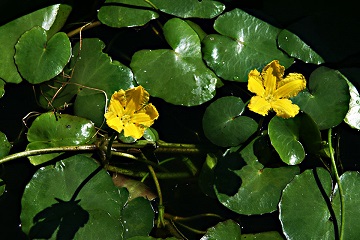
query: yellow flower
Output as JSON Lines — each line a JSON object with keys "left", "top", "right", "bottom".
{"left": 247, "top": 60, "right": 306, "bottom": 118}
{"left": 104, "top": 86, "right": 159, "bottom": 139}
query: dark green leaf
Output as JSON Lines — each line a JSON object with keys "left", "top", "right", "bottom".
{"left": 151, "top": 0, "right": 225, "bottom": 18}
{"left": 121, "top": 197, "right": 155, "bottom": 238}
{"left": 131, "top": 18, "right": 218, "bottom": 106}
{"left": 0, "top": 5, "right": 64, "bottom": 84}
{"left": 344, "top": 79, "right": 360, "bottom": 130}
{"left": 241, "top": 231, "right": 284, "bottom": 240}
{"left": 333, "top": 172, "right": 360, "bottom": 239}
{"left": 292, "top": 67, "right": 350, "bottom": 130}
{"left": 98, "top": 0, "right": 159, "bottom": 28}
{"left": 0, "top": 80, "right": 4, "bottom": 98}
{"left": 21, "top": 155, "right": 127, "bottom": 239}
{"left": 268, "top": 113, "right": 321, "bottom": 165}
{"left": 26, "top": 112, "right": 96, "bottom": 165}
{"left": 200, "top": 220, "right": 241, "bottom": 240}
{"left": 0, "top": 179, "right": 5, "bottom": 196}
{"left": 74, "top": 93, "right": 107, "bottom": 128}
{"left": 0, "top": 131, "right": 11, "bottom": 158}
{"left": 279, "top": 168, "right": 334, "bottom": 239}
{"left": 14, "top": 26, "right": 71, "bottom": 84}
{"left": 143, "top": 127, "right": 159, "bottom": 142}
{"left": 202, "top": 96, "right": 257, "bottom": 147}
{"left": 202, "top": 8, "right": 293, "bottom": 82}
{"left": 46, "top": 4, "right": 72, "bottom": 38}
{"left": 278, "top": 29, "right": 324, "bottom": 64}
{"left": 198, "top": 153, "right": 217, "bottom": 198}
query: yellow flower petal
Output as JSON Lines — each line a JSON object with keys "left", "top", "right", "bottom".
{"left": 248, "top": 95, "right": 272, "bottom": 116}
{"left": 112, "top": 89, "right": 127, "bottom": 108}
{"left": 248, "top": 69, "right": 265, "bottom": 96}
{"left": 262, "top": 60, "right": 284, "bottom": 96}
{"left": 105, "top": 116, "right": 124, "bottom": 133}
{"left": 126, "top": 86, "right": 149, "bottom": 111}
{"left": 271, "top": 99, "right": 300, "bottom": 118}
{"left": 123, "top": 123, "right": 145, "bottom": 139}
{"left": 274, "top": 73, "right": 306, "bottom": 99}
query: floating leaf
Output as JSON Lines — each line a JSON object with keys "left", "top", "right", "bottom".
{"left": 121, "top": 197, "right": 155, "bottom": 239}
{"left": 202, "top": 8, "right": 293, "bottom": 82}
{"left": 131, "top": 18, "right": 218, "bottom": 106}
{"left": 268, "top": 113, "right": 321, "bottom": 165}
{"left": 151, "top": 0, "right": 225, "bottom": 18}
{"left": 0, "top": 131, "right": 11, "bottom": 158}
{"left": 332, "top": 171, "right": 360, "bottom": 239}
{"left": 202, "top": 96, "right": 257, "bottom": 147}
{"left": 278, "top": 29, "right": 324, "bottom": 64}
{"left": 143, "top": 127, "right": 159, "bottom": 142}
{"left": 344, "top": 79, "right": 360, "bottom": 130}
{"left": 241, "top": 231, "right": 284, "bottom": 240}
{"left": 0, "top": 80, "right": 4, "bottom": 98}
{"left": 14, "top": 26, "right": 71, "bottom": 84}
{"left": 128, "top": 237, "right": 178, "bottom": 240}
{"left": 98, "top": 0, "right": 159, "bottom": 28}
{"left": 0, "top": 179, "right": 5, "bottom": 196}
{"left": 26, "top": 112, "right": 96, "bottom": 165}
{"left": 200, "top": 220, "right": 241, "bottom": 240}
{"left": 279, "top": 168, "right": 334, "bottom": 239}
{"left": 292, "top": 67, "right": 350, "bottom": 130}
{"left": 20, "top": 155, "right": 127, "bottom": 239}
{"left": 215, "top": 140, "right": 299, "bottom": 215}
{"left": 0, "top": 5, "right": 63, "bottom": 84}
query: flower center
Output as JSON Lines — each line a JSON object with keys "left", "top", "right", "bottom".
{"left": 121, "top": 114, "right": 132, "bottom": 125}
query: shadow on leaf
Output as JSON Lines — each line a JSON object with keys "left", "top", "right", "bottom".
{"left": 29, "top": 198, "right": 89, "bottom": 239}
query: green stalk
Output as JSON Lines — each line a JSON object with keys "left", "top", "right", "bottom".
{"left": 0, "top": 145, "right": 97, "bottom": 164}
{"left": 328, "top": 128, "right": 345, "bottom": 240}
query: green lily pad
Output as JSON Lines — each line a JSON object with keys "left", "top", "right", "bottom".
{"left": 202, "top": 8, "right": 293, "bottom": 82}
{"left": 121, "top": 197, "right": 154, "bottom": 239}
{"left": 14, "top": 26, "right": 71, "bottom": 84}
{"left": 0, "top": 80, "right": 5, "bottom": 98}
{"left": 268, "top": 113, "right": 321, "bottom": 165}
{"left": 0, "top": 131, "right": 11, "bottom": 158}
{"left": 241, "top": 231, "right": 284, "bottom": 240}
{"left": 74, "top": 93, "right": 107, "bottom": 128}
{"left": 278, "top": 29, "right": 324, "bottom": 64}
{"left": 131, "top": 18, "right": 218, "bottom": 106}
{"left": 332, "top": 171, "right": 360, "bottom": 239}
{"left": 344, "top": 79, "right": 360, "bottom": 130}
{"left": 150, "top": 0, "right": 225, "bottom": 18}
{"left": 98, "top": 0, "right": 159, "bottom": 28}
{"left": 279, "top": 168, "right": 334, "bottom": 239}
{"left": 200, "top": 220, "right": 241, "bottom": 240}
{"left": 215, "top": 140, "right": 299, "bottom": 215}
{"left": 292, "top": 67, "right": 350, "bottom": 130}
{"left": 0, "top": 179, "right": 5, "bottom": 196}
{"left": 128, "top": 237, "right": 178, "bottom": 240}
{"left": 0, "top": 4, "right": 65, "bottom": 84}
{"left": 20, "top": 154, "right": 128, "bottom": 239}
{"left": 26, "top": 112, "right": 96, "bottom": 165}
{"left": 202, "top": 96, "right": 258, "bottom": 147}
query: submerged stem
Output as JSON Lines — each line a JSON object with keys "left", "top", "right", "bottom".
{"left": 328, "top": 128, "right": 345, "bottom": 240}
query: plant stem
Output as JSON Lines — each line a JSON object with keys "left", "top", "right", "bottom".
{"left": 67, "top": 21, "right": 101, "bottom": 38}
{"left": 328, "top": 128, "right": 345, "bottom": 240}
{"left": 147, "top": 164, "right": 165, "bottom": 228}
{"left": 0, "top": 145, "right": 97, "bottom": 164}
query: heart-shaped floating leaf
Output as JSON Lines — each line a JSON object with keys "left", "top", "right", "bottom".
{"left": 15, "top": 26, "right": 71, "bottom": 84}
{"left": 21, "top": 154, "right": 128, "bottom": 239}
{"left": 0, "top": 80, "right": 5, "bottom": 98}
{"left": 202, "top": 8, "right": 294, "bottom": 82}
{"left": 277, "top": 29, "right": 324, "bottom": 64}
{"left": 344, "top": 79, "right": 360, "bottom": 130}
{"left": 292, "top": 66, "right": 350, "bottom": 130}
{"left": 241, "top": 231, "right": 284, "bottom": 239}
{"left": 150, "top": 0, "right": 225, "bottom": 18}
{"left": 215, "top": 140, "right": 299, "bottom": 215}
{"left": 121, "top": 197, "right": 154, "bottom": 239}
{"left": 200, "top": 220, "right": 241, "bottom": 240}
{"left": 279, "top": 168, "right": 360, "bottom": 239}
{"left": 98, "top": 0, "right": 159, "bottom": 28}
{"left": 0, "top": 5, "right": 62, "bottom": 84}
{"left": 332, "top": 172, "right": 360, "bottom": 239}
{"left": 268, "top": 113, "right": 321, "bottom": 165}
{"left": 26, "top": 112, "right": 96, "bottom": 165}
{"left": 0, "top": 131, "right": 11, "bottom": 158}
{"left": 202, "top": 96, "right": 257, "bottom": 147}
{"left": 131, "top": 18, "right": 218, "bottom": 106}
